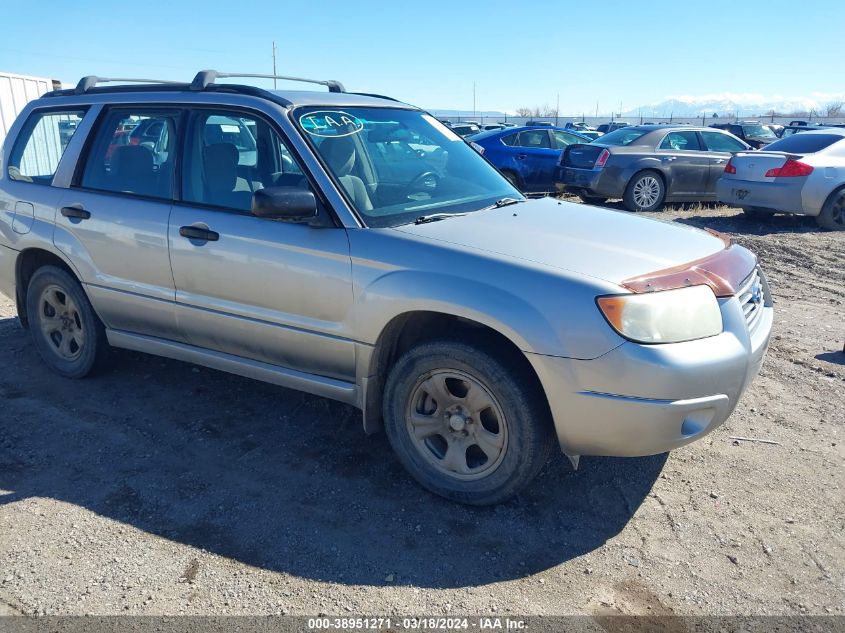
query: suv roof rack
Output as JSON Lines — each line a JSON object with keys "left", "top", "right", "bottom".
{"left": 74, "top": 76, "right": 183, "bottom": 94}
{"left": 190, "top": 70, "right": 345, "bottom": 93}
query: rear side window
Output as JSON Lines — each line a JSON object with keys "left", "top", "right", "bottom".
{"left": 659, "top": 131, "right": 702, "bottom": 151}
{"left": 500, "top": 133, "right": 517, "bottom": 146}
{"left": 8, "top": 110, "right": 86, "bottom": 184}
{"left": 701, "top": 131, "right": 747, "bottom": 152}
{"left": 80, "top": 109, "right": 181, "bottom": 199}
{"left": 516, "top": 130, "right": 551, "bottom": 148}
{"left": 765, "top": 134, "right": 844, "bottom": 154}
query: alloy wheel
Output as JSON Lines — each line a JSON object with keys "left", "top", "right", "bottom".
{"left": 406, "top": 369, "right": 508, "bottom": 480}
{"left": 633, "top": 176, "right": 661, "bottom": 209}
{"left": 37, "top": 284, "right": 85, "bottom": 361}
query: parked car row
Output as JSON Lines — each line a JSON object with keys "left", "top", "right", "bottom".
{"left": 465, "top": 117, "right": 844, "bottom": 230}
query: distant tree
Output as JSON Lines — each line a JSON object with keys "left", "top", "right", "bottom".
{"left": 514, "top": 105, "right": 558, "bottom": 118}
{"left": 826, "top": 101, "right": 843, "bottom": 118}
{"left": 712, "top": 112, "right": 719, "bottom": 118}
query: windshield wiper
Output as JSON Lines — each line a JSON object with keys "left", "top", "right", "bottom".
{"left": 412, "top": 198, "right": 524, "bottom": 225}
{"left": 414, "top": 212, "right": 468, "bottom": 225}
{"left": 487, "top": 197, "right": 525, "bottom": 209}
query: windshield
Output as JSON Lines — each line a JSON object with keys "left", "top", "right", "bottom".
{"left": 742, "top": 124, "right": 777, "bottom": 140}
{"left": 295, "top": 107, "right": 521, "bottom": 227}
{"left": 596, "top": 128, "right": 650, "bottom": 146}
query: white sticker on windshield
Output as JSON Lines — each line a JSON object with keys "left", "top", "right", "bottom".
{"left": 300, "top": 111, "right": 364, "bottom": 137}
{"left": 422, "top": 114, "right": 462, "bottom": 142}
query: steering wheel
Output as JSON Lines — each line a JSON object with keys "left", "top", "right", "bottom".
{"left": 408, "top": 171, "right": 439, "bottom": 192}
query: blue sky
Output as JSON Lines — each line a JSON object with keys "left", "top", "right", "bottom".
{"left": 3, "top": 0, "right": 844, "bottom": 115}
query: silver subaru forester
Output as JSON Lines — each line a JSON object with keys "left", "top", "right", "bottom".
{"left": 0, "top": 71, "right": 773, "bottom": 504}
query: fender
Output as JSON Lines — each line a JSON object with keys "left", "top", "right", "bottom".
{"left": 352, "top": 265, "right": 623, "bottom": 361}
{"left": 354, "top": 269, "right": 563, "bottom": 356}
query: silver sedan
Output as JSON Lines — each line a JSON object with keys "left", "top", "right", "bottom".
{"left": 717, "top": 128, "right": 845, "bottom": 230}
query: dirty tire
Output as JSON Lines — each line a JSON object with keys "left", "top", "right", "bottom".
{"left": 383, "top": 340, "right": 555, "bottom": 505}
{"left": 26, "top": 265, "right": 109, "bottom": 379}
{"left": 623, "top": 170, "right": 665, "bottom": 212}
{"left": 816, "top": 187, "right": 845, "bottom": 231}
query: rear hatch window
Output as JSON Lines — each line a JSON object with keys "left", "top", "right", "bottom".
{"left": 563, "top": 128, "right": 650, "bottom": 168}
{"left": 592, "top": 128, "right": 649, "bottom": 146}
{"left": 765, "top": 134, "right": 844, "bottom": 154}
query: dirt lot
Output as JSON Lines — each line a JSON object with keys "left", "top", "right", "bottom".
{"left": 0, "top": 203, "right": 842, "bottom": 618}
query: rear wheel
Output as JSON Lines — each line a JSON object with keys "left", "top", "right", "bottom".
{"left": 25, "top": 266, "right": 109, "bottom": 378}
{"left": 817, "top": 187, "right": 845, "bottom": 231}
{"left": 383, "top": 340, "right": 555, "bottom": 505}
{"left": 623, "top": 171, "right": 665, "bottom": 212}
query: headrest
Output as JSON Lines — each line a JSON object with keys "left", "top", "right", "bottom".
{"left": 110, "top": 145, "right": 154, "bottom": 176}
{"left": 320, "top": 136, "right": 357, "bottom": 176}
{"left": 203, "top": 143, "right": 239, "bottom": 191}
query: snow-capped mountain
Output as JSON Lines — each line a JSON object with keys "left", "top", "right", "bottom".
{"left": 624, "top": 93, "right": 845, "bottom": 118}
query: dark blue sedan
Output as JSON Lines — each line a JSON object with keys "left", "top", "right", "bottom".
{"left": 469, "top": 126, "right": 592, "bottom": 193}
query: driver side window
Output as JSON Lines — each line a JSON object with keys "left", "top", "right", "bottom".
{"left": 181, "top": 110, "right": 310, "bottom": 212}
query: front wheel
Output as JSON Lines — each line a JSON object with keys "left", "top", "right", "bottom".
{"left": 25, "top": 265, "right": 109, "bottom": 378}
{"left": 383, "top": 340, "right": 555, "bottom": 505}
{"left": 817, "top": 188, "right": 845, "bottom": 231}
{"left": 623, "top": 171, "right": 665, "bottom": 212}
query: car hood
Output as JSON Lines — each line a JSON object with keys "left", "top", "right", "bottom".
{"left": 391, "top": 197, "right": 727, "bottom": 286}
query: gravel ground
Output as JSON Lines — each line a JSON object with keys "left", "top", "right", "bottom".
{"left": 0, "top": 203, "right": 843, "bottom": 617}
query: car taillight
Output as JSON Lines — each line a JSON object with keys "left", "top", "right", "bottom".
{"left": 595, "top": 148, "right": 610, "bottom": 169}
{"left": 765, "top": 159, "right": 813, "bottom": 178}
{"left": 724, "top": 159, "right": 737, "bottom": 174}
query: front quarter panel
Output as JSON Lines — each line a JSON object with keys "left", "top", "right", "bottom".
{"left": 347, "top": 228, "right": 626, "bottom": 361}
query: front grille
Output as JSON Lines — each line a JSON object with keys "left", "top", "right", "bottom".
{"left": 737, "top": 268, "right": 765, "bottom": 332}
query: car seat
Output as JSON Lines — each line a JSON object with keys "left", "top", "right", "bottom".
{"left": 320, "top": 136, "right": 374, "bottom": 212}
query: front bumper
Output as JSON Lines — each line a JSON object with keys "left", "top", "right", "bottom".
{"left": 716, "top": 178, "right": 809, "bottom": 215}
{"left": 527, "top": 293, "right": 773, "bottom": 457}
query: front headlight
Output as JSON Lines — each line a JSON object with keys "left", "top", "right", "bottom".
{"left": 596, "top": 285, "right": 723, "bottom": 344}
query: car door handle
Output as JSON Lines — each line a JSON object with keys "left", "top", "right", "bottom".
{"left": 60, "top": 206, "right": 91, "bottom": 220}
{"left": 515, "top": 153, "right": 527, "bottom": 160}
{"left": 662, "top": 156, "right": 677, "bottom": 162}
{"left": 713, "top": 158, "right": 726, "bottom": 164}
{"left": 179, "top": 225, "right": 219, "bottom": 242}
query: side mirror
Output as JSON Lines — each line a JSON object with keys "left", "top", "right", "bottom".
{"left": 252, "top": 187, "right": 318, "bottom": 222}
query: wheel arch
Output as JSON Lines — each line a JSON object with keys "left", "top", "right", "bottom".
{"left": 627, "top": 164, "right": 668, "bottom": 190}
{"left": 360, "top": 310, "right": 552, "bottom": 436}
{"left": 14, "top": 247, "right": 84, "bottom": 329}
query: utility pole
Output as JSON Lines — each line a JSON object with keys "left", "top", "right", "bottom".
{"left": 473, "top": 82, "right": 476, "bottom": 121}
{"left": 556, "top": 92, "right": 559, "bottom": 126}
{"left": 272, "top": 41, "right": 277, "bottom": 89}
